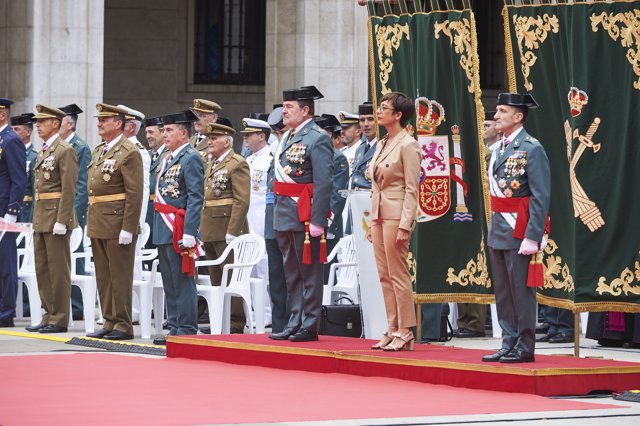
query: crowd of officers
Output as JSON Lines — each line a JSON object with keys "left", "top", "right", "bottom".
{"left": 0, "top": 88, "right": 378, "bottom": 344}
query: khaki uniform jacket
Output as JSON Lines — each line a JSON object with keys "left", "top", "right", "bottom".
{"left": 32, "top": 137, "right": 78, "bottom": 232}
{"left": 87, "top": 135, "right": 144, "bottom": 239}
{"left": 200, "top": 151, "right": 250, "bottom": 242}
{"left": 368, "top": 129, "right": 421, "bottom": 232}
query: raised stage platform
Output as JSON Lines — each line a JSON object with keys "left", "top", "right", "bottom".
{"left": 167, "top": 334, "right": 640, "bottom": 397}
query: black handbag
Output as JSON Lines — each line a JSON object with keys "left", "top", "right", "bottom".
{"left": 319, "top": 297, "right": 363, "bottom": 338}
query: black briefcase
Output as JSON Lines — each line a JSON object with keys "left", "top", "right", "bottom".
{"left": 319, "top": 297, "right": 363, "bottom": 338}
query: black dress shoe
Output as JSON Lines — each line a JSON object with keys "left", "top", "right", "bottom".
{"left": 499, "top": 350, "right": 535, "bottom": 363}
{"left": 86, "top": 328, "right": 111, "bottom": 339}
{"left": 153, "top": 336, "right": 167, "bottom": 345}
{"left": 455, "top": 329, "right": 486, "bottom": 338}
{"left": 452, "top": 327, "right": 468, "bottom": 337}
{"left": 39, "top": 324, "right": 68, "bottom": 333}
{"left": 269, "top": 327, "right": 298, "bottom": 340}
{"left": 535, "top": 322, "right": 550, "bottom": 334}
{"left": 0, "top": 318, "right": 15, "bottom": 328}
{"left": 536, "top": 332, "right": 556, "bottom": 342}
{"left": 199, "top": 326, "right": 211, "bottom": 334}
{"left": 26, "top": 323, "right": 47, "bottom": 332}
{"left": 289, "top": 328, "right": 319, "bottom": 342}
{"left": 548, "top": 332, "right": 574, "bottom": 344}
{"left": 482, "top": 348, "right": 512, "bottom": 362}
{"left": 103, "top": 330, "right": 134, "bottom": 341}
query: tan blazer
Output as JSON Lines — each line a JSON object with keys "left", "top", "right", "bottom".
{"left": 200, "top": 151, "right": 250, "bottom": 242}
{"left": 87, "top": 135, "right": 144, "bottom": 239}
{"left": 32, "top": 136, "right": 78, "bottom": 233}
{"left": 368, "top": 129, "right": 421, "bottom": 231}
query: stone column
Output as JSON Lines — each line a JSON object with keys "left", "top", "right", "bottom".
{"left": 0, "top": 0, "right": 104, "bottom": 149}
{"left": 265, "top": 0, "right": 369, "bottom": 114}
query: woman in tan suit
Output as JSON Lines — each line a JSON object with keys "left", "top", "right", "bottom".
{"left": 367, "top": 92, "right": 421, "bottom": 351}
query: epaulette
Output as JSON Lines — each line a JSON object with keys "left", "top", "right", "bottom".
{"left": 119, "top": 139, "right": 138, "bottom": 152}
{"left": 135, "top": 142, "right": 145, "bottom": 150}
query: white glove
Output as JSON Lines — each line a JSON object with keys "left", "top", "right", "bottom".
{"left": 119, "top": 230, "right": 133, "bottom": 245}
{"left": 309, "top": 223, "right": 324, "bottom": 238}
{"left": 3, "top": 214, "right": 17, "bottom": 224}
{"left": 52, "top": 222, "right": 67, "bottom": 235}
{"left": 225, "top": 233, "right": 235, "bottom": 244}
{"left": 518, "top": 238, "right": 539, "bottom": 255}
{"left": 182, "top": 234, "right": 196, "bottom": 248}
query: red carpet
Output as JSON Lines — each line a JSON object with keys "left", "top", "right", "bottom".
{"left": 0, "top": 353, "right": 623, "bottom": 425}
{"left": 167, "top": 334, "right": 640, "bottom": 396}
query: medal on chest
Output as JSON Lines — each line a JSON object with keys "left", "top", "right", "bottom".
{"left": 211, "top": 169, "right": 229, "bottom": 195}
{"left": 42, "top": 155, "right": 56, "bottom": 180}
{"left": 285, "top": 143, "right": 306, "bottom": 164}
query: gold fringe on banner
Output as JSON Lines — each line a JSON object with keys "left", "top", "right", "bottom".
{"left": 502, "top": 5, "right": 518, "bottom": 92}
{"left": 414, "top": 293, "right": 496, "bottom": 305}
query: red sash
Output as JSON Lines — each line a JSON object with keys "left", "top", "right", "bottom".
{"left": 273, "top": 181, "right": 327, "bottom": 264}
{"left": 490, "top": 195, "right": 550, "bottom": 287}
{"left": 154, "top": 202, "right": 196, "bottom": 276}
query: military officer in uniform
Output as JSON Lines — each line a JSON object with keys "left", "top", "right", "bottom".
{"left": 200, "top": 121, "right": 250, "bottom": 333}
{"left": 0, "top": 98, "right": 27, "bottom": 328}
{"left": 86, "top": 103, "right": 144, "bottom": 340}
{"left": 269, "top": 86, "right": 333, "bottom": 342}
{"left": 152, "top": 110, "right": 203, "bottom": 344}
{"left": 338, "top": 111, "right": 362, "bottom": 173}
{"left": 11, "top": 113, "right": 37, "bottom": 222}
{"left": 265, "top": 106, "right": 290, "bottom": 333}
{"left": 26, "top": 105, "right": 78, "bottom": 333}
{"left": 350, "top": 102, "right": 377, "bottom": 190}
{"left": 482, "top": 93, "right": 550, "bottom": 363}
{"left": 144, "top": 116, "right": 167, "bottom": 234}
{"left": 190, "top": 98, "right": 221, "bottom": 157}
{"left": 59, "top": 103, "right": 92, "bottom": 319}
{"left": 241, "top": 117, "right": 273, "bottom": 325}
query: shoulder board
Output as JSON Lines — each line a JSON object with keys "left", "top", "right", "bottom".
{"left": 309, "top": 124, "right": 324, "bottom": 134}
{"left": 135, "top": 142, "right": 145, "bottom": 150}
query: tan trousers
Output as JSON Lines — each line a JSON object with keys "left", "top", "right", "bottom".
{"left": 34, "top": 232, "right": 71, "bottom": 327}
{"left": 91, "top": 236, "right": 137, "bottom": 335}
{"left": 371, "top": 219, "right": 416, "bottom": 329}
{"left": 203, "top": 240, "right": 246, "bottom": 330}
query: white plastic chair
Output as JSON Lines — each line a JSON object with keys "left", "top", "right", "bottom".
{"left": 322, "top": 235, "right": 360, "bottom": 305}
{"left": 17, "top": 232, "right": 42, "bottom": 326}
{"left": 133, "top": 254, "right": 165, "bottom": 339}
{"left": 70, "top": 227, "right": 97, "bottom": 333}
{"left": 195, "top": 234, "right": 265, "bottom": 334}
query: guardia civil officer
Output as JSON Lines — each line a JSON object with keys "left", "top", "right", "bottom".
{"left": 483, "top": 93, "right": 550, "bottom": 363}
{"left": 269, "top": 86, "right": 333, "bottom": 342}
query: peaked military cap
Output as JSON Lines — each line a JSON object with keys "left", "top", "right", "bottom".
{"left": 339, "top": 111, "right": 359, "bottom": 126}
{"left": 267, "top": 105, "right": 284, "bottom": 131}
{"left": 204, "top": 121, "right": 235, "bottom": 136}
{"left": 497, "top": 93, "right": 539, "bottom": 109}
{"left": 358, "top": 101, "right": 374, "bottom": 116}
{"left": 144, "top": 116, "right": 163, "bottom": 127}
{"left": 241, "top": 118, "right": 271, "bottom": 133}
{"left": 10, "top": 113, "right": 35, "bottom": 126}
{"left": 192, "top": 98, "right": 222, "bottom": 114}
{"left": 161, "top": 110, "right": 198, "bottom": 125}
{"left": 118, "top": 104, "right": 145, "bottom": 121}
{"left": 34, "top": 104, "right": 66, "bottom": 120}
{"left": 95, "top": 103, "right": 128, "bottom": 117}
{"left": 59, "top": 104, "right": 83, "bottom": 115}
{"left": 484, "top": 111, "right": 496, "bottom": 121}
{"left": 0, "top": 98, "right": 14, "bottom": 109}
{"left": 282, "top": 85, "right": 324, "bottom": 101}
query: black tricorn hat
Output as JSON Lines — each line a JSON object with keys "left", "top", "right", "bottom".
{"left": 497, "top": 93, "right": 539, "bottom": 109}
{"left": 144, "top": 116, "right": 163, "bottom": 127}
{"left": 10, "top": 113, "right": 35, "bottom": 126}
{"left": 248, "top": 112, "right": 270, "bottom": 122}
{"left": 283, "top": 85, "right": 324, "bottom": 102}
{"left": 59, "top": 104, "right": 83, "bottom": 115}
{"left": 161, "top": 110, "right": 198, "bottom": 125}
{"left": 358, "top": 101, "right": 374, "bottom": 116}
{"left": 216, "top": 117, "right": 234, "bottom": 130}
{"left": 319, "top": 114, "right": 340, "bottom": 130}
{"left": 484, "top": 111, "right": 496, "bottom": 121}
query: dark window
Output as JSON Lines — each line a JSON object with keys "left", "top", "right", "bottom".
{"left": 194, "top": 0, "right": 266, "bottom": 85}
{"left": 473, "top": 1, "right": 507, "bottom": 90}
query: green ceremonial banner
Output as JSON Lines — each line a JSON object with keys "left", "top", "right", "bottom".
{"left": 503, "top": 0, "right": 640, "bottom": 312}
{"left": 367, "top": 1, "right": 492, "bottom": 304}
